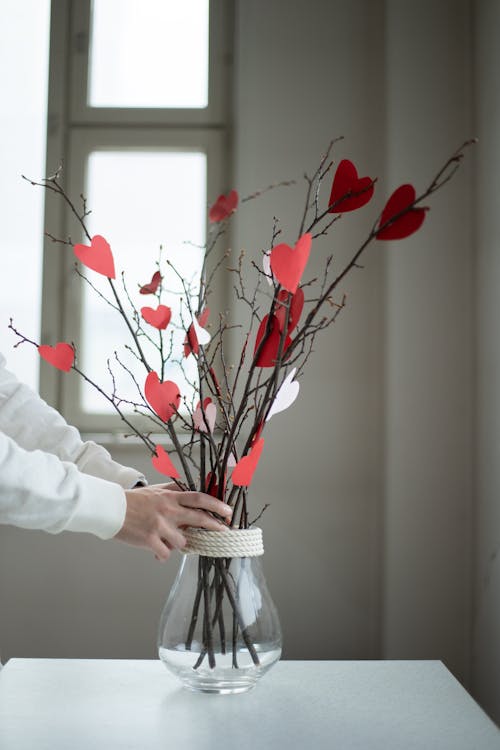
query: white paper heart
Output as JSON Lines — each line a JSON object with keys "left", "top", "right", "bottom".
{"left": 263, "top": 250, "right": 273, "bottom": 286}
{"left": 192, "top": 314, "right": 211, "bottom": 346}
{"left": 193, "top": 401, "right": 217, "bottom": 433}
{"left": 227, "top": 452, "right": 237, "bottom": 468}
{"left": 266, "top": 367, "right": 300, "bottom": 421}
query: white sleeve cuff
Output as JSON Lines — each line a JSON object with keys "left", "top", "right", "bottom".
{"left": 63, "top": 474, "right": 127, "bottom": 540}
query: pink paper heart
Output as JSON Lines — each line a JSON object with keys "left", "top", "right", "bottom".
{"left": 232, "top": 438, "right": 265, "bottom": 487}
{"left": 328, "top": 159, "right": 374, "bottom": 213}
{"left": 209, "top": 190, "right": 239, "bottom": 223}
{"left": 140, "top": 304, "right": 171, "bottom": 330}
{"left": 73, "top": 235, "right": 116, "bottom": 278}
{"left": 38, "top": 342, "right": 74, "bottom": 372}
{"left": 139, "top": 271, "right": 162, "bottom": 295}
{"left": 376, "top": 184, "right": 427, "bottom": 240}
{"left": 270, "top": 233, "right": 312, "bottom": 293}
{"left": 144, "top": 371, "right": 181, "bottom": 422}
{"left": 151, "top": 445, "right": 180, "bottom": 479}
{"left": 275, "top": 287, "right": 304, "bottom": 334}
{"left": 193, "top": 399, "right": 217, "bottom": 433}
{"left": 254, "top": 314, "right": 291, "bottom": 368}
{"left": 266, "top": 368, "right": 300, "bottom": 421}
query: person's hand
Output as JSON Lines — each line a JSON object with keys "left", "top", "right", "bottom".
{"left": 115, "top": 484, "right": 232, "bottom": 561}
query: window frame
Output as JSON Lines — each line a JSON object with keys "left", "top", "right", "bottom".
{"left": 41, "top": 0, "right": 233, "bottom": 433}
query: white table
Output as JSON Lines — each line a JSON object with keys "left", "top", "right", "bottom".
{"left": 0, "top": 659, "right": 498, "bottom": 749}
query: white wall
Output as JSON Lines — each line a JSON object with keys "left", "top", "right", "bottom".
{"left": 2, "top": 0, "right": 499, "bottom": 723}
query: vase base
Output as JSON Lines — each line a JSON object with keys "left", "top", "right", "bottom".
{"left": 181, "top": 678, "right": 256, "bottom": 695}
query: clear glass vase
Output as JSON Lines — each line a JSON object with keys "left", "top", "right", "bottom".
{"left": 157, "top": 527, "right": 282, "bottom": 694}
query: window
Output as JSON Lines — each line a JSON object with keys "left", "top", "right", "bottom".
{"left": 43, "top": 0, "right": 232, "bottom": 431}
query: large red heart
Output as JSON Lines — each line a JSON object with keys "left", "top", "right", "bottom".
{"left": 209, "top": 190, "right": 239, "bottom": 223}
{"left": 139, "top": 271, "right": 162, "bottom": 295}
{"left": 328, "top": 159, "right": 374, "bottom": 213}
{"left": 144, "top": 371, "right": 181, "bottom": 422}
{"left": 270, "top": 233, "right": 312, "bottom": 293}
{"left": 232, "top": 437, "right": 265, "bottom": 487}
{"left": 151, "top": 445, "right": 180, "bottom": 479}
{"left": 376, "top": 184, "right": 427, "bottom": 240}
{"left": 38, "top": 342, "right": 74, "bottom": 372}
{"left": 73, "top": 235, "right": 116, "bottom": 278}
{"left": 140, "top": 304, "right": 171, "bottom": 330}
{"left": 183, "top": 308, "right": 210, "bottom": 357}
{"left": 254, "top": 314, "right": 291, "bottom": 368}
{"left": 275, "top": 287, "right": 304, "bottom": 334}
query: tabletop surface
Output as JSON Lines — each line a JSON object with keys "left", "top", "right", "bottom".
{"left": 0, "top": 658, "right": 499, "bottom": 750}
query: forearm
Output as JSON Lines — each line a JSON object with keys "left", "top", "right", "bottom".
{"left": 0, "top": 431, "right": 126, "bottom": 538}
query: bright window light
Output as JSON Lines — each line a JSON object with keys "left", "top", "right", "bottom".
{"left": 88, "top": 0, "right": 209, "bottom": 108}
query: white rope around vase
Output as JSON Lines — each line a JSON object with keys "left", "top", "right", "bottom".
{"left": 182, "top": 527, "right": 264, "bottom": 557}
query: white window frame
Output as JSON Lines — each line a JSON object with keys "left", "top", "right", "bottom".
{"left": 41, "top": 0, "right": 233, "bottom": 433}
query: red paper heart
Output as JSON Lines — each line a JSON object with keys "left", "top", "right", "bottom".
{"left": 270, "top": 233, "right": 312, "bottom": 293}
{"left": 183, "top": 308, "right": 210, "bottom": 357}
{"left": 151, "top": 445, "right": 180, "bottom": 479}
{"left": 38, "top": 342, "right": 74, "bottom": 372}
{"left": 144, "top": 371, "right": 181, "bottom": 422}
{"left": 73, "top": 235, "right": 116, "bottom": 278}
{"left": 205, "top": 470, "right": 227, "bottom": 500}
{"left": 328, "top": 159, "right": 374, "bottom": 213}
{"left": 275, "top": 287, "right": 304, "bottom": 334}
{"left": 139, "top": 271, "right": 162, "bottom": 295}
{"left": 254, "top": 315, "right": 291, "bottom": 368}
{"left": 232, "top": 438, "right": 265, "bottom": 487}
{"left": 140, "top": 304, "right": 171, "bottom": 330}
{"left": 376, "top": 184, "right": 427, "bottom": 240}
{"left": 209, "top": 190, "right": 239, "bottom": 223}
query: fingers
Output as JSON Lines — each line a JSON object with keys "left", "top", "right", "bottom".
{"left": 178, "top": 508, "right": 229, "bottom": 531}
{"left": 178, "top": 491, "right": 233, "bottom": 518}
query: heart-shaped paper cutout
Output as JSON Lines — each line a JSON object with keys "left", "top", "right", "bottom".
{"left": 151, "top": 445, "right": 180, "bottom": 479}
{"left": 263, "top": 250, "right": 273, "bottom": 286}
{"left": 193, "top": 399, "right": 217, "bottom": 433}
{"left": 184, "top": 308, "right": 210, "bottom": 357}
{"left": 376, "top": 184, "right": 427, "bottom": 240}
{"left": 144, "top": 371, "right": 181, "bottom": 422}
{"left": 73, "top": 235, "right": 116, "bottom": 279}
{"left": 275, "top": 287, "right": 304, "bottom": 334}
{"left": 209, "top": 190, "right": 239, "bottom": 223}
{"left": 270, "top": 233, "right": 312, "bottom": 293}
{"left": 38, "top": 342, "right": 74, "bottom": 372}
{"left": 254, "top": 315, "right": 291, "bottom": 368}
{"left": 328, "top": 159, "right": 374, "bottom": 213}
{"left": 232, "top": 437, "right": 265, "bottom": 487}
{"left": 139, "top": 271, "right": 162, "bottom": 295}
{"left": 266, "top": 368, "right": 300, "bottom": 421}
{"left": 140, "top": 304, "right": 171, "bottom": 330}
{"left": 205, "top": 470, "right": 227, "bottom": 500}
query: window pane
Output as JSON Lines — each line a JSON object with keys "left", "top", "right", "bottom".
{"left": 81, "top": 151, "right": 206, "bottom": 414}
{"left": 88, "top": 0, "right": 209, "bottom": 108}
{"left": 0, "top": 0, "right": 50, "bottom": 390}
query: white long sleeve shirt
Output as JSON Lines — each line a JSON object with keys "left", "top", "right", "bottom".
{"left": 0, "top": 352, "right": 145, "bottom": 539}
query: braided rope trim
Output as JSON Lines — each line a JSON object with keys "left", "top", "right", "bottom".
{"left": 182, "top": 527, "right": 264, "bottom": 557}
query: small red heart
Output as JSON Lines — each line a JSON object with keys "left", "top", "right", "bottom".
{"left": 151, "top": 445, "right": 180, "bottom": 479}
{"left": 275, "top": 287, "right": 305, "bottom": 334}
{"left": 376, "top": 184, "right": 427, "bottom": 240}
{"left": 139, "top": 271, "right": 162, "bottom": 295}
{"left": 183, "top": 308, "right": 210, "bottom": 357}
{"left": 38, "top": 342, "right": 74, "bottom": 372}
{"left": 140, "top": 304, "right": 171, "bottom": 330}
{"left": 73, "top": 235, "right": 116, "bottom": 278}
{"left": 270, "top": 233, "right": 312, "bottom": 293}
{"left": 144, "top": 371, "right": 181, "bottom": 422}
{"left": 328, "top": 159, "right": 374, "bottom": 213}
{"left": 254, "top": 314, "right": 291, "bottom": 368}
{"left": 209, "top": 190, "right": 238, "bottom": 223}
{"left": 232, "top": 438, "right": 265, "bottom": 487}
